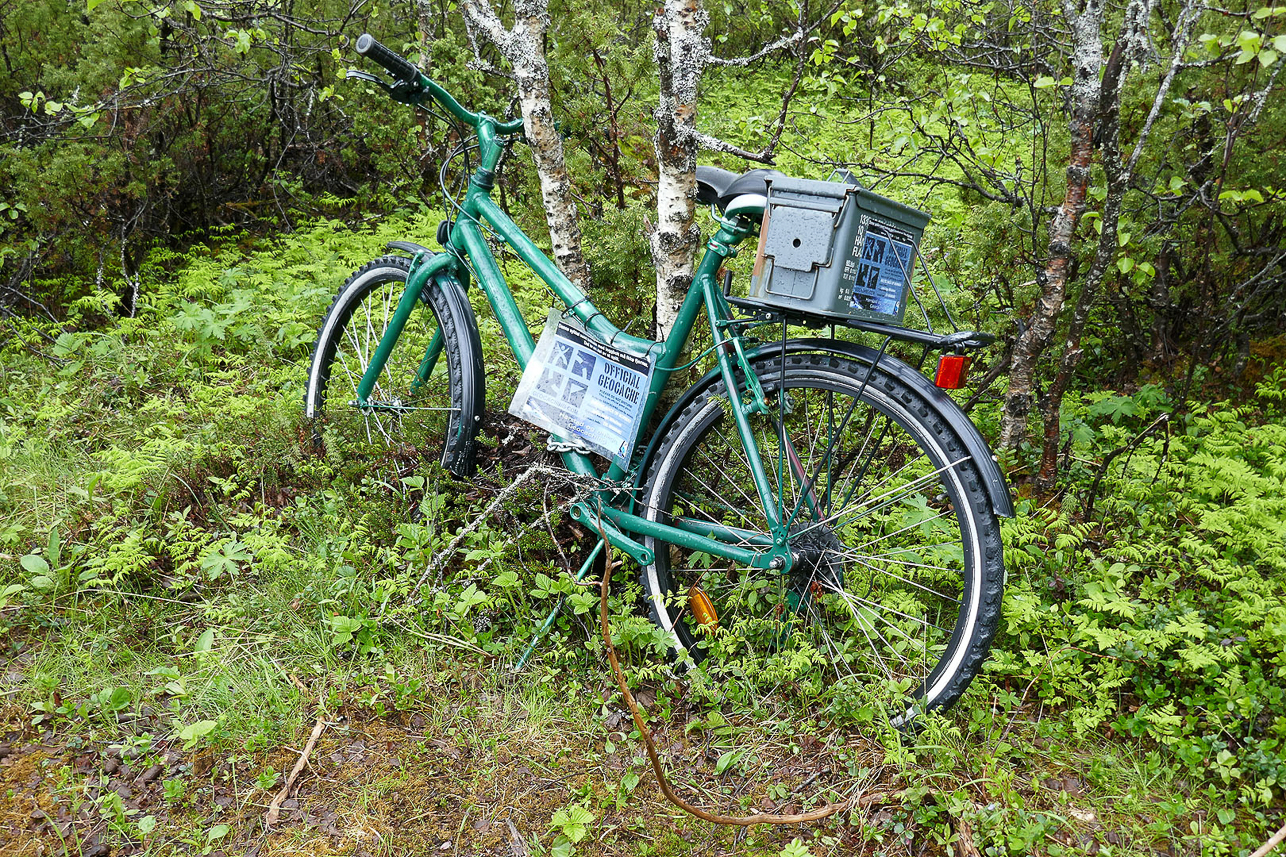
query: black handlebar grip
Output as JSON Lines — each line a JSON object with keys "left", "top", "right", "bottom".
{"left": 355, "top": 33, "right": 421, "bottom": 84}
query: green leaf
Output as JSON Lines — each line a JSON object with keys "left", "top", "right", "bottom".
{"left": 715, "top": 749, "right": 741, "bottom": 775}
{"left": 330, "top": 615, "right": 363, "bottom": 646}
{"left": 20, "top": 554, "right": 49, "bottom": 576}
{"left": 550, "top": 805, "right": 594, "bottom": 844}
{"left": 1033, "top": 75, "right": 1057, "bottom": 88}
{"left": 137, "top": 815, "right": 157, "bottom": 835}
{"left": 178, "top": 719, "right": 217, "bottom": 749}
{"left": 1117, "top": 255, "right": 1135, "bottom": 274}
{"left": 779, "top": 840, "right": 814, "bottom": 857}
{"left": 106, "top": 686, "right": 133, "bottom": 712}
{"left": 1258, "top": 48, "right": 1279, "bottom": 66}
{"left": 206, "top": 823, "right": 229, "bottom": 842}
{"left": 200, "top": 539, "right": 251, "bottom": 580}
{"left": 492, "top": 570, "right": 520, "bottom": 589}
{"left": 87, "top": 0, "right": 109, "bottom": 10}
{"left": 193, "top": 628, "right": 215, "bottom": 654}
{"left": 1088, "top": 394, "right": 1139, "bottom": 423}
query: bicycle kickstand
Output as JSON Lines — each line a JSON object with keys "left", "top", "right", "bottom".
{"left": 510, "top": 539, "right": 606, "bottom": 671}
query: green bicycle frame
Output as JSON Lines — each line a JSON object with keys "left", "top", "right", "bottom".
{"left": 353, "top": 97, "right": 793, "bottom": 573}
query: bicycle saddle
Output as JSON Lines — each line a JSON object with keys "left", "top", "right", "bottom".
{"left": 696, "top": 166, "right": 786, "bottom": 213}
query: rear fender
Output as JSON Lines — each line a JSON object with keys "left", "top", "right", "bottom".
{"left": 636, "top": 338, "right": 1013, "bottom": 518}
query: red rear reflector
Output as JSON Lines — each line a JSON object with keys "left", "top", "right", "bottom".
{"left": 935, "top": 354, "right": 972, "bottom": 389}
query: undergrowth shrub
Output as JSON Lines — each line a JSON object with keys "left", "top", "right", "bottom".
{"left": 991, "top": 366, "right": 1286, "bottom": 833}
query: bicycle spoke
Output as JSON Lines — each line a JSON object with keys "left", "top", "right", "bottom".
{"left": 839, "top": 553, "right": 961, "bottom": 604}
{"left": 799, "top": 457, "right": 968, "bottom": 540}
{"left": 311, "top": 260, "right": 462, "bottom": 464}
{"left": 642, "top": 350, "right": 999, "bottom": 723}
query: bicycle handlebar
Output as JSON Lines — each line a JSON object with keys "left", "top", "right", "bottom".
{"left": 355, "top": 33, "right": 421, "bottom": 85}
{"left": 354, "top": 33, "right": 525, "bottom": 136}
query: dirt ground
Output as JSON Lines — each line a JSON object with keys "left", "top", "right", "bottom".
{"left": 0, "top": 694, "right": 887, "bottom": 857}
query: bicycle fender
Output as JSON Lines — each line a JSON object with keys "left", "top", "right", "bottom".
{"left": 386, "top": 240, "right": 471, "bottom": 291}
{"left": 637, "top": 338, "right": 1014, "bottom": 518}
{"left": 438, "top": 271, "right": 487, "bottom": 478}
{"left": 393, "top": 243, "right": 486, "bottom": 478}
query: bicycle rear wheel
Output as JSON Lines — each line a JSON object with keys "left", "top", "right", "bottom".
{"left": 305, "top": 255, "right": 483, "bottom": 475}
{"left": 639, "top": 351, "right": 1003, "bottom": 722}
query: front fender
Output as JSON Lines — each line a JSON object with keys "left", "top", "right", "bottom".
{"left": 388, "top": 241, "right": 485, "bottom": 478}
{"left": 635, "top": 338, "right": 1013, "bottom": 518}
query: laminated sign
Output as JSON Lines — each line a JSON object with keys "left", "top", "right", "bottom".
{"left": 509, "top": 310, "right": 654, "bottom": 466}
{"left": 848, "top": 219, "right": 917, "bottom": 317}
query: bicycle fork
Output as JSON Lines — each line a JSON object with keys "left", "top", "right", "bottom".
{"left": 352, "top": 251, "right": 455, "bottom": 408}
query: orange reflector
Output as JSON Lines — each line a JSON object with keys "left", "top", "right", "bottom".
{"left": 934, "top": 354, "right": 972, "bottom": 389}
{"left": 688, "top": 586, "right": 718, "bottom": 629}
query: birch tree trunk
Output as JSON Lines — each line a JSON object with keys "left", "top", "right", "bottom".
{"left": 459, "top": 0, "right": 592, "bottom": 289}
{"left": 650, "top": 0, "right": 707, "bottom": 338}
{"left": 997, "top": 0, "right": 1105, "bottom": 450}
{"left": 1036, "top": 0, "right": 1198, "bottom": 490}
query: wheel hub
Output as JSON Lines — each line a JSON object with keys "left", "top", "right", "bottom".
{"left": 786, "top": 524, "right": 846, "bottom": 604}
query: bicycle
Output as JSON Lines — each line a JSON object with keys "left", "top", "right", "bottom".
{"left": 305, "top": 33, "right": 1014, "bottom": 723}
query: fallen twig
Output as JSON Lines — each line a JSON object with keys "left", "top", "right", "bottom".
{"left": 595, "top": 528, "right": 897, "bottom": 825}
{"left": 408, "top": 464, "right": 564, "bottom": 600}
{"left": 1083, "top": 412, "right": 1170, "bottom": 520}
{"left": 1251, "top": 820, "right": 1286, "bottom": 857}
{"left": 265, "top": 714, "right": 327, "bottom": 828}
{"left": 955, "top": 808, "right": 982, "bottom": 857}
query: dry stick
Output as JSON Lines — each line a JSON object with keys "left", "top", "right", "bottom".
{"left": 595, "top": 532, "right": 896, "bottom": 825}
{"left": 955, "top": 811, "right": 983, "bottom": 857}
{"left": 265, "top": 715, "right": 327, "bottom": 828}
{"left": 1251, "top": 821, "right": 1286, "bottom": 857}
{"left": 410, "top": 464, "right": 564, "bottom": 597}
{"left": 1082, "top": 413, "right": 1170, "bottom": 520}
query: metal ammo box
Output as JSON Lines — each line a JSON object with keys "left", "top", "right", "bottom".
{"left": 747, "top": 176, "right": 931, "bottom": 326}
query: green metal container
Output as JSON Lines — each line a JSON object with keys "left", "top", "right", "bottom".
{"left": 747, "top": 176, "right": 930, "bottom": 325}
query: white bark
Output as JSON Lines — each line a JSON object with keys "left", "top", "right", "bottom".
{"left": 648, "top": 0, "right": 849, "bottom": 339}
{"left": 459, "top": 0, "right": 592, "bottom": 289}
{"left": 651, "top": 0, "right": 708, "bottom": 339}
{"left": 998, "top": 0, "right": 1105, "bottom": 449}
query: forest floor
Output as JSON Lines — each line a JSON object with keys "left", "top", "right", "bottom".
{"left": 2, "top": 215, "right": 1282, "bottom": 856}
{"left": 0, "top": 590, "right": 1210, "bottom": 857}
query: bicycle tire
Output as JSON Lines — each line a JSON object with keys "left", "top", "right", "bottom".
{"left": 639, "top": 351, "right": 1003, "bottom": 723}
{"left": 305, "top": 255, "right": 484, "bottom": 476}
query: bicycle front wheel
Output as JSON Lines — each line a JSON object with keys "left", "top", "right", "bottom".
{"left": 639, "top": 351, "right": 1003, "bottom": 722}
{"left": 305, "top": 255, "right": 483, "bottom": 475}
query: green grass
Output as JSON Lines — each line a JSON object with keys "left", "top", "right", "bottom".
{"left": 1, "top": 208, "right": 1284, "bottom": 856}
